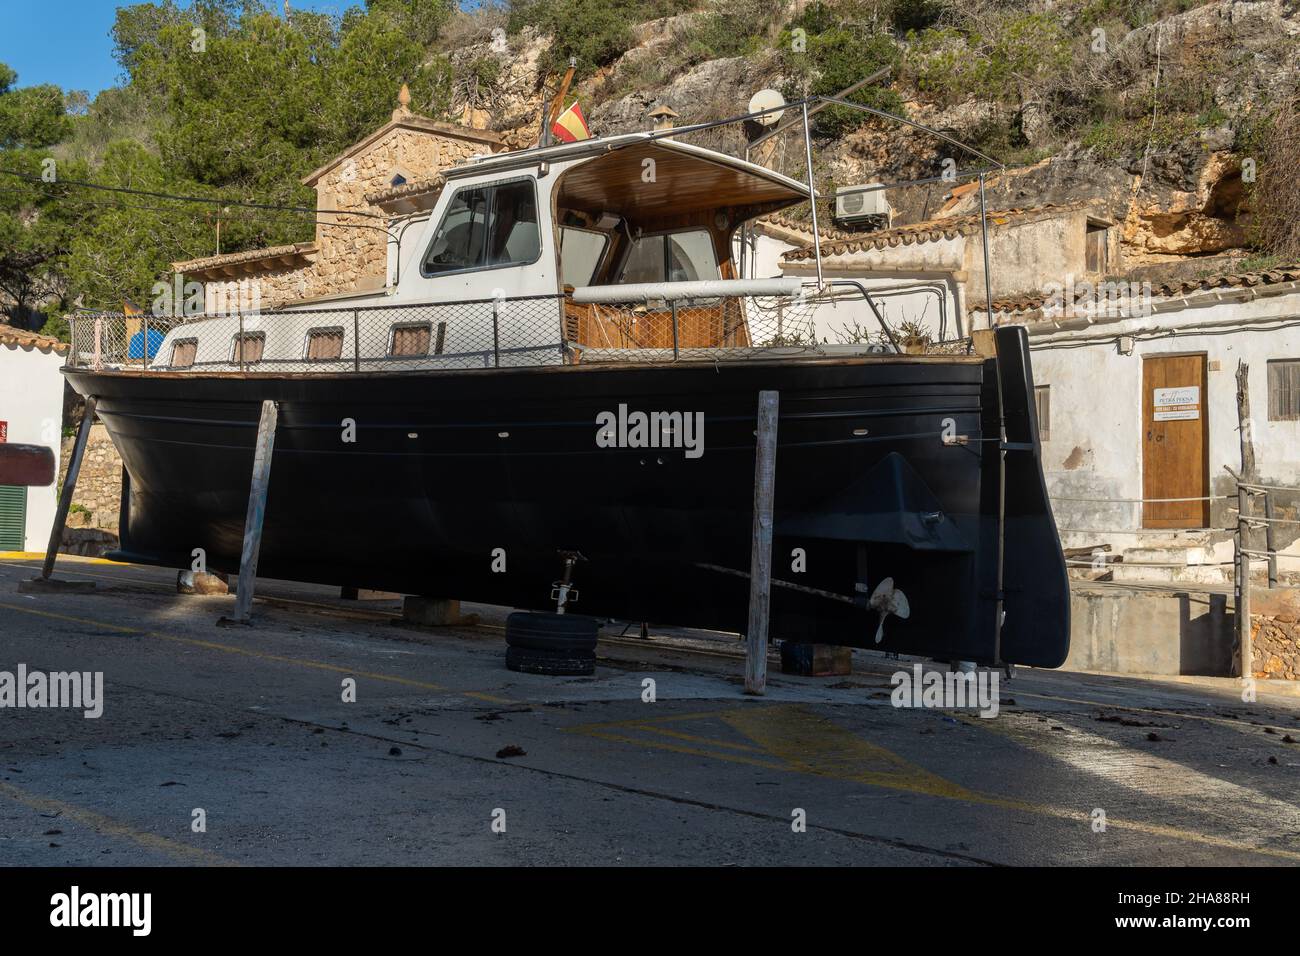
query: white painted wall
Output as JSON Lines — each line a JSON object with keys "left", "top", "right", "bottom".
{"left": 1025, "top": 287, "right": 1300, "bottom": 550}
{"left": 0, "top": 342, "right": 66, "bottom": 552}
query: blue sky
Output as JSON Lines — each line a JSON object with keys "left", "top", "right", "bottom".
{"left": 0, "top": 0, "right": 357, "bottom": 97}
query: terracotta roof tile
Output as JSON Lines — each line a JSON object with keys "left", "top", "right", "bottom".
{"left": 0, "top": 324, "right": 69, "bottom": 353}
{"left": 753, "top": 212, "right": 849, "bottom": 244}
{"left": 173, "top": 242, "right": 317, "bottom": 274}
{"left": 976, "top": 265, "right": 1300, "bottom": 317}
{"left": 782, "top": 203, "right": 1087, "bottom": 262}
{"left": 1151, "top": 267, "right": 1300, "bottom": 298}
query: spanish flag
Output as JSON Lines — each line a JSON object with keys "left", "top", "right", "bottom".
{"left": 551, "top": 102, "right": 591, "bottom": 143}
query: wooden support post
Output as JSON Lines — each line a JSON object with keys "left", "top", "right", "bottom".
{"left": 745, "top": 390, "right": 779, "bottom": 695}
{"left": 220, "top": 400, "right": 277, "bottom": 626}
{"left": 1233, "top": 363, "right": 1256, "bottom": 677}
{"left": 1236, "top": 360, "right": 1256, "bottom": 480}
{"left": 42, "top": 396, "right": 96, "bottom": 581}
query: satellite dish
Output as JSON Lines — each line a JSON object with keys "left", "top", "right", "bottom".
{"left": 748, "top": 89, "right": 785, "bottom": 127}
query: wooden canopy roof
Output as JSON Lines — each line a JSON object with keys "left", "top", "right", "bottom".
{"left": 555, "top": 140, "right": 809, "bottom": 227}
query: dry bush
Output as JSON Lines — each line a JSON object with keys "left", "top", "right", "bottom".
{"left": 439, "top": 2, "right": 509, "bottom": 50}
{"left": 1250, "top": 95, "right": 1300, "bottom": 263}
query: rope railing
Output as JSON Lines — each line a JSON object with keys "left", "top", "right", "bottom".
{"left": 1051, "top": 479, "right": 1300, "bottom": 610}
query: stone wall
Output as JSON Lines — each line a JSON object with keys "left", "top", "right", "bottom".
{"left": 1252, "top": 616, "right": 1300, "bottom": 680}
{"left": 202, "top": 123, "right": 496, "bottom": 309}
{"left": 58, "top": 422, "right": 123, "bottom": 533}
{"left": 1250, "top": 588, "right": 1300, "bottom": 680}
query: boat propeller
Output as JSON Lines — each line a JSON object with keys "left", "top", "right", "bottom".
{"left": 869, "top": 577, "right": 910, "bottom": 644}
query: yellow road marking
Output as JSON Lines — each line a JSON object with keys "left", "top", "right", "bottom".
{"left": 0, "top": 781, "right": 235, "bottom": 865}
{"left": 571, "top": 704, "right": 1300, "bottom": 861}
{"left": 722, "top": 705, "right": 980, "bottom": 800}
{"left": 0, "top": 559, "right": 178, "bottom": 590}
{"left": 0, "top": 601, "right": 511, "bottom": 704}
{"left": 0, "top": 552, "right": 125, "bottom": 565}
{"left": 619, "top": 724, "right": 768, "bottom": 753}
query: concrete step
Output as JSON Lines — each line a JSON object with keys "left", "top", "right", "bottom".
{"left": 1111, "top": 563, "right": 1233, "bottom": 585}
{"left": 1122, "top": 546, "right": 1217, "bottom": 566}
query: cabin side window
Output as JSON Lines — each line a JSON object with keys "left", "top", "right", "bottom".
{"left": 232, "top": 332, "right": 265, "bottom": 365}
{"left": 617, "top": 229, "right": 719, "bottom": 284}
{"left": 170, "top": 338, "right": 198, "bottom": 369}
{"left": 306, "top": 327, "right": 344, "bottom": 361}
{"left": 390, "top": 322, "right": 432, "bottom": 357}
{"left": 421, "top": 178, "right": 540, "bottom": 277}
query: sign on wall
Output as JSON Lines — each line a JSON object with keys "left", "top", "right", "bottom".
{"left": 1153, "top": 386, "right": 1200, "bottom": 421}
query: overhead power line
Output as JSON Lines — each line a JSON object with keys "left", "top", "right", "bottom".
{"left": 0, "top": 166, "right": 391, "bottom": 221}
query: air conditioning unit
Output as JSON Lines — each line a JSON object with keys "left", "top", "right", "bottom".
{"left": 834, "top": 185, "right": 890, "bottom": 226}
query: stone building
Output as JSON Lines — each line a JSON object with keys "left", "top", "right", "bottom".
{"left": 744, "top": 203, "right": 1117, "bottom": 344}
{"left": 173, "top": 88, "right": 507, "bottom": 309}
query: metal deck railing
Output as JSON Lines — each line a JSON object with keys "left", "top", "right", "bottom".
{"left": 65, "top": 285, "right": 962, "bottom": 374}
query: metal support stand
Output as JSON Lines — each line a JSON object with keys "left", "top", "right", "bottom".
{"left": 978, "top": 173, "right": 994, "bottom": 324}
{"left": 492, "top": 299, "right": 501, "bottom": 368}
{"left": 669, "top": 301, "right": 680, "bottom": 360}
{"left": 551, "top": 550, "right": 585, "bottom": 614}
{"left": 801, "top": 103, "right": 824, "bottom": 292}
{"left": 218, "top": 400, "right": 278, "bottom": 626}
{"left": 745, "top": 390, "right": 780, "bottom": 695}
{"left": 352, "top": 309, "right": 361, "bottom": 372}
{"left": 22, "top": 397, "right": 99, "bottom": 593}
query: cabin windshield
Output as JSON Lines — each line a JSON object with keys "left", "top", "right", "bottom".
{"left": 616, "top": 230, "right": 719, "bottom": 284}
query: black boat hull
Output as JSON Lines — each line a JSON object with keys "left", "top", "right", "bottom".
{"left": 64, "top": 326, "right": 1069, "bottom": 667}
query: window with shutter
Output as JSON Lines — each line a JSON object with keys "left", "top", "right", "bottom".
{"left": 1268, "top": 360, "right": 1300, "bottom": 421}
{"left": 0, "top": 485, "right": 27, "bottom": 550}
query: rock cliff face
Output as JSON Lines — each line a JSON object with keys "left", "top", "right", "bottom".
{"left": 444, "top": 0, "right": 1299, "bottom": 273}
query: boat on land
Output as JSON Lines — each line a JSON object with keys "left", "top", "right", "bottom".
{"left": 62, "top": 123, "right": 1069, "bottom": 668}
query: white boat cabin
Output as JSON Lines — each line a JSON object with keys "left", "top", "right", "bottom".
{"left": 144, "top": 135, "right": 829, "bottom": 372}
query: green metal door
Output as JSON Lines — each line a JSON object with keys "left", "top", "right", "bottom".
{"left": 0, "top": 484, "right": 27, "bottom": 550}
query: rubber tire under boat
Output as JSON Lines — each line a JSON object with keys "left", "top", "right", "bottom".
{"left": 504, "top": 611, "right": 600, "bottom": 653}
{"left": 505, "top": 645, "right": 596, "bottom": 676}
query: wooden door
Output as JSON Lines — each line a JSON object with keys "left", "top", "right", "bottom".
{"left": 1142, "top": 354, "right": 1209, "bottom": 528}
